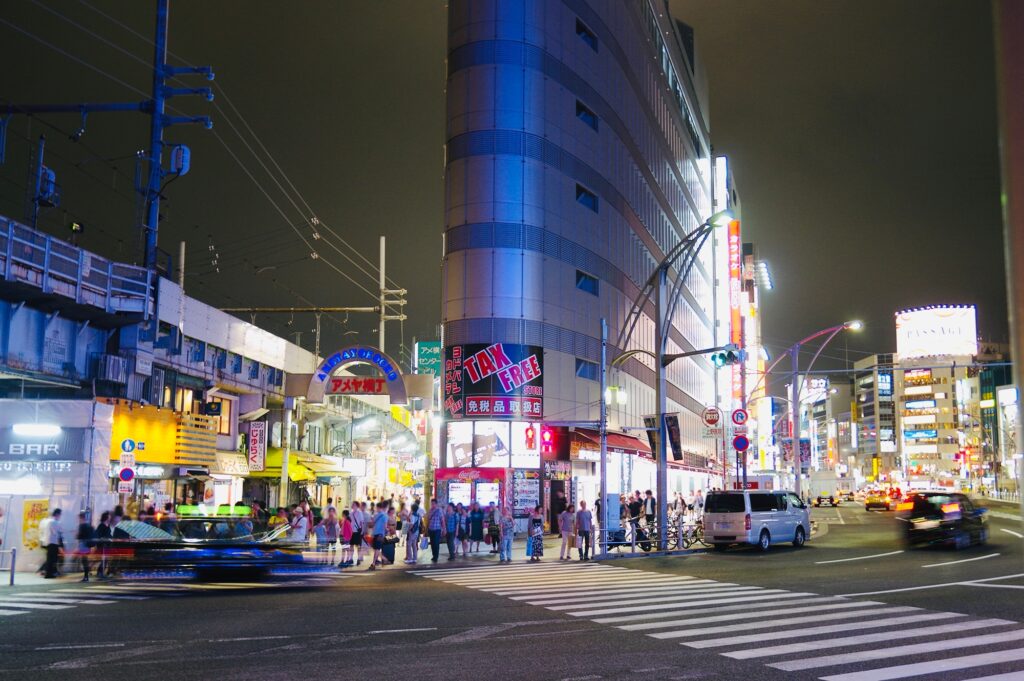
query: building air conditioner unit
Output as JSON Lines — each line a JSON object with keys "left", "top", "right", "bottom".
{"left": 96, "top": 354, "right": 128, "bottom": 383}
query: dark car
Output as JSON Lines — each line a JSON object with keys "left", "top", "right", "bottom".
{"left": 813, "top": 493, "right": 840, "bottom": 507}
{"left": 898, "top": 492, "right": 988, "bottom": 549}
{"left": 97, "top": 515, "right": 304, "bottom": 578}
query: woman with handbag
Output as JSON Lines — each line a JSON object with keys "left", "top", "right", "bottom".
{"left": 528, "top": 505, "right": 544, "bottom": 562}
{"left": 486, "top": 502, "right": 501, "bottom": 554}
{"left": 457, "top": 505, "right": 471, "bottom": 557}
{"left": 404, "top": 501, "right": 422, "bottom": 564}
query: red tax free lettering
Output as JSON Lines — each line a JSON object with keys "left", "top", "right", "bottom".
{"left": 463, "top": 343, "right": 513, "bottom": 383}
{"left": 496, "top": 354, "right": 541, "bottom": 393}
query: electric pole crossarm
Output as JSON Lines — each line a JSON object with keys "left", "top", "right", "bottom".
{"left": 0, "top": 102, "right": 146, "bottom": 115}
{"left": 165, "top": 65, "right": 214, "bottom": 79}
{"left": 162, "top": 115, "right": 213, "bottom": 128}
{"left": 163, "top": 87, "right": 214, "bottom": 101}
{"left": 219, "top": 306, "right": 380, "bottom": 314}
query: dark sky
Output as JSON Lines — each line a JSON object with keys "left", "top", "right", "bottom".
{"left": 0, "top": 1, "right": 1007, "bottom": 372}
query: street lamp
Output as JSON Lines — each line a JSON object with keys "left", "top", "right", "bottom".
{"left": 601, "top": 208, "right": 735, "bottom": 552}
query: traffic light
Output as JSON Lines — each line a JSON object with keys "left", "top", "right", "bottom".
{"left": 541, "top": 425, "right": 554, "bottom": 454}
{"left": 711, "top": 344, "right": 744, "bottom": 367}
{"left": 524, "top": 425, "right": 536, "bottom": 450}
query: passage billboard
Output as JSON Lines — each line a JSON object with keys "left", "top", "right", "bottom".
{"left": 444, "top": 343, "right": 543, "bottom": 420}
{"left": 895, "top": 306, "right": 978, "bottom": 360}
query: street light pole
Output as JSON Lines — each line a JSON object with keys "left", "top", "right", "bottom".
{"left": 789, "top": 344, "right": 802, "bottom": 497}
{"left": 655, "top": 267, "right": 669, "bottom": 549}
{"left": 599, "top": 318, "right": 609, "bottom": 558}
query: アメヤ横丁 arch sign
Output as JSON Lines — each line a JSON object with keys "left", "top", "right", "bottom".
{"left": 306, "top": 345, "right": 408, "bottom": 405}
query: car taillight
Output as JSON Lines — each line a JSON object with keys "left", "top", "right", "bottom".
{"left": 941, "top": 502, "right": 960, "bottom": 515}
{"left": 744, "top": 513, "right": 751, "bottom": 531}
{"left": 896, "top": 502, "right": 913, "bottom": 512}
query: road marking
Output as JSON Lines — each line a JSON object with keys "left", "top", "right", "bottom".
{"left": 922, "top": 553, "right": 1000, "bottom": 568}
{"left": 965, "top": 582, "right": 1024, "bottom": 590}
{"left": 367, "top": 627, "right": 437, "bottom": 634}
{"left": 209, "top": 635, "right": 293, "bottom": 642}
{"left": 493, "top": 576, "right": 698, "bottom": 595}
{"left": 0, "top": 601, "right": 74, "bottom": 610}
{"left": 524, "top": 583, "right": 734, "bottom": 604}
{"left": 836, "top": 510, "right": 845, "bottom": 524}
{"left": 815, "top": 550, "right": 904, "bottom": 564}
{"left": 724, "top": 618, "right": 1015, "bottom": 659}
{"left": 3, "top": 594, "right": 116, "bottom": 605}
{"left": 0, "top": 609, "right": 28, "bottom": 616}
{"left": 650, "top": 606, "right": 919, "bottom": 640}
{"left": 683, "top": 612, "right": 962, "bottom": 649}
{"left": 544, "top": 586, "right": 768, "bottom": 611}
{"left": 837, "top": 571, "right": 1024, "bottom": 597}
{"left": 565, "top": 589, "right": 796, "bottom": 617}
{"left": 34, "top": 643, "right": 126, "bottom": 651}
{"left": 504, "top": 579, "right": 705, "bottom": 599}
{"left": 965, "top": 673, "right": 1024, "bottom": 681}
{"left": 772, "top": 627, "right": 1024, "bottom": 671}
{"left": 591, "top": 593, "right": 825, "bottom": 624}
{"left": 1002, "top": 529, "right": 1024, "bottom": 538}
{"left": 820, "top": 646, "right": 1024, "bottom": 681}
{"left": 620, "top": 600, "right": 888, "bottom": 631}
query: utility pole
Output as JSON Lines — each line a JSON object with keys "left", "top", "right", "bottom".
{"left": 378, "top": 236, "right": 408, "bottom": 355}
{"left": 599, "top": 318, "right": 608, "bottom": 557}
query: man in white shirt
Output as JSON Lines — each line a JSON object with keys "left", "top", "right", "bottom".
{"left": 42, "top": 508, "right": 63, "bottom": 578}
{"left": 289, "top": 505, "right": 309, "bottom": 543}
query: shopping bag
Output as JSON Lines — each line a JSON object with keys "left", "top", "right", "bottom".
{"left": 525, "top": 537, "right": 533, "bottom": 557}
{"left": 484, "top": 534, "right": 492, "bottom": 545}
{"left": 420, "top": 535, "right": 429, "bottom": 550}
{"left": 575, "top": 535, "right": 583, "bottom": 549}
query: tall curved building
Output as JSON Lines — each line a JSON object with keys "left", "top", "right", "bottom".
{"left": 441, "top": 0, "right": 730, "bottom": 508}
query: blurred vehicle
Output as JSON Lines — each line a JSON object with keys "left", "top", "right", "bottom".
{"left": 813, "top": 493, "right": 841, "bottom": 507}
{"left": 864, "top": 490, "right": 892, "bottom": 511}
{"left": 704, "top": 490, "right": 811, "bottom": 551}
{"left": 96, "top": 506, "right": 304, "bottom": 578}
{"left": 897, "top": 492, "right": 988, "bottom": 549}
{"left": 842, "top": 490, "right": 856, "bottom": 502}
{"left": 888, "top": 487, "right": 904, "bottom": 501}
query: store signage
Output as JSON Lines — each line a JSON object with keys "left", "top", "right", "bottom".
{"left": 664, "top": 414, "right": 683, "bottom": 461}
{"left": 0, "top": 461, "right": 73, "bottom": 473}
{"left": 895, "top": 306, "right": 978, "bottom": 360}
{"left": 444, "top": 343, "right": 544, "bottom": 420}
{"left": 702, "top": 408, "right": 721, "bottom": 427}
{"left": 878, "top": 372, "right": 893, "bottom": 396}
{"left": 0, "top": 427, "right": 87, "bottom": 462}
{"left": 117, "top": 480, "right": 135, "bottom": 494}
{"left": 325, "top": 376, "right": 388, "bottom": 395}
{"left": 543, "top": 460, "right": 571, "bottom": 480}
{"left": 728, "top": 220, "right": 743, "bottom": 402}
{"left": 308, "top": 345, "right": 409, "bottom": 405}
{"left": 248, "top": 421, "right": 267, "bottom": 472}
{"left": 904, "top": 429, "right": 938, "bottom": 440}
{"left": 414, "top": 341, "right": 442, "bottom": 376}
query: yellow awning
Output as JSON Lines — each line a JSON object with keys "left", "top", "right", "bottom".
{"left": 295, "top": 453, "right": 348, "bottom": 475}
{"left": 247, "top": 448, "right": 315, "bottom": 482}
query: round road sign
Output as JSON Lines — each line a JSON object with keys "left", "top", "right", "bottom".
{"left": 733, "top": 434, "right": 750, "bottom": 452}
{"left": 731, "top": 409, "right": 749, "bottom": 426}
{"left": 118, "top": 467, "right": 135, "bottom": 482}
{"left": 701, "top": 407, "right": 721, "bottom": 427}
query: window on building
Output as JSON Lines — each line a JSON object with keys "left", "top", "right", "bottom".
{"left": 575, "top": 100, "right": 598, "bottom": 131}
{"left": 208, "top": 397, "right": 232, "bottom": 435}
{"left": 576, "top": 19, "right": 597, "bottom": 51}
{"left": 576, "top": 270, "right": 599, "bottom": 296}
{"left": 575, "top": 358, "right": 599, "bottom": 381}
{"left": 576, "top": 184, "right": 598, "bottom": 212}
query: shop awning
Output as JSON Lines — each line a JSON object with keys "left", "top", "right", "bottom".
{"left": 294, "top": 453, "right": 349, "bottom": 475}
{"left": 247, "top": 448, "right": 316, "bottom": 482}
{"left": 572, "top": 428, "right": 652, "bottom": 456}
{"left": 239, "top": 407, "right": 270, "bottom": 422}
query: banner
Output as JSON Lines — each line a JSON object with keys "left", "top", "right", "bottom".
{"left": 248, "top": 421, "right": 267, "bottom": 472}
{"left": 444, "top": 343, "right": 544, "bottom": 420}
{"left": 0, "top": 427, "right": 88, "bottom": 462}
{"left": 22, "top": 498, "right": 48, "bottom": 551}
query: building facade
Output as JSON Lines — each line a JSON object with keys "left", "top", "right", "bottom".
{"left": 853, "top": 354, "right": 897, "bottom": 482}
{"left": 441, "top": 0, "right": 729, "bottom": 514}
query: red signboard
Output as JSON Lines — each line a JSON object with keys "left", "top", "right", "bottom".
{"left": 444, "top": 343, "right": 544, "bottom": 420}
{"left": 732, "top": 481, "right": 760, "bottom": 489}
{"left": 728, "top": 219, "right": 743, "bottom": 402}
{"left": 325, "top": 376, "right": 388, "bottom": 395}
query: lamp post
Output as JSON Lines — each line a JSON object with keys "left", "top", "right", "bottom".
{"left": 604, "top": 208, "right": 734, "bottom": 552}
{"left": 787, "top": 321, "right": 862, "bottom": 498}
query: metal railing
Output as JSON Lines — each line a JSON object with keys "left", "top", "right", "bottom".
{"left": 0, "top": 216, "right": 152, "bottom": 317}
{"left": 0, "top": 548, "right": 16, "bottom": 586}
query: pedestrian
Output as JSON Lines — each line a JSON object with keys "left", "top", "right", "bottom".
{"left": 93, "top": 511, "right": 111, "bottom": 580}
{"left": 469, "top": 502, "right": 484, "bottom": 553}
{"left": 576, "top": 501, "right": 593, "bottom": 561}
{"left": 289, "top": 504, "right": 309, "bottom": 543}
{"left": 643, "top": 490, "right": 657, "bottom": 530}
{"left": 486, "top": 502, "right": 500, "bottom": 554}
{"left": 386, "top": 506, "right": 398, "bottom": 538}
{"left": 269, "top": 506, "right": 289, "bottom": 532}
{"left": 42, "top": 508, "right": 63, "bottom": 578}
{"left": 339, "top": 509, "right": 354, "bottom": 567}
{"left": 528, "top": 505, "right": 544, "bottom": 562}
{"left": 75, "top": 511, "right": 93, "bottom": 582}
{"left": 369, "top": 501, "right": 388, "bottom": 570}
{"left": 300, "top": 500, "right": 314, "bottom": 531}
{"left": 457, "top": 504, "right": 470, "bottom": 557}
{"left": 498, "top": 506, "right": 515, "bottom": 563}
{"left": 426, "top": 499, "right": 445, "bottom": 564}
{"left": 444, "top": 503, "right": 458, "bottom": 560}
{"left": 320, "top": 507, "right": 340, "bottom": 565}
{"left": 399, "top": 502, "right": 410, "bottom": 548}
{"left": 558, "top": 504, "right": 576, "bottom": 560}
{"left": 349, "top": 501, "right": 365, "bottom": 566}
{"left": 405, "top": 501, "right": 422, "bottom": 564}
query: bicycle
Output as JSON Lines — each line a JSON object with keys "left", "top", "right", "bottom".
{"left": 679, "top": 518, "right": 708, "bottom": 548}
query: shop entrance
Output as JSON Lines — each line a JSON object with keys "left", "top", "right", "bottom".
{"left": 548, "top": 479, "right": 567, "bottom": 533}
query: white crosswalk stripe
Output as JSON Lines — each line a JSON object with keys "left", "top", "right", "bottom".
{"left": 0, "top": 571, "right": 359, "bottom": 618}
{"left": 412, "top": 561, "right": 1024, "bottom": 680}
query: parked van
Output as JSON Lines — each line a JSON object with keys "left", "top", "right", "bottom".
{"left": 703, "top": 490, "right": 811, "bottom": 551}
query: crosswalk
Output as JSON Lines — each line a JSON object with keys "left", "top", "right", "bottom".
{"left": 412, "top": 562, "right": 1024, "bottom": 680}
{"left": 0, "top": 572, "right": 357, "bottom": 618}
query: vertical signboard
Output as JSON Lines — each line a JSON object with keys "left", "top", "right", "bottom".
{"left": 414, "top": 341, "right": 442, "bottom": 376}
{"left": 728, "top": 220, "right": 743, "bottom": 403}
{"left": 248, "top": 421, "right": 267, "bottom": 472}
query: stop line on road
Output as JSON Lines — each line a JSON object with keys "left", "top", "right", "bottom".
{"left": 412, "top": 562, "right": 1024, "bottom": 680}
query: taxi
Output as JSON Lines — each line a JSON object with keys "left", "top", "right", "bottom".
{"left": 864, "top": 490, "right": 892, "bottom": 511}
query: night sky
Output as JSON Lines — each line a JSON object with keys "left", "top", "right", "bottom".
{"left": 0, "top": 1, "right": 1007, "bottom": 376}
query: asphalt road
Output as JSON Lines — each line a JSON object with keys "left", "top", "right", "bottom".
{"left": 0, "top": 502, "right": 1021, "bottom": 681}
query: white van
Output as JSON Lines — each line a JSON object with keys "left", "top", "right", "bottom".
{"left": 703, "top": 490, "right": 811, "bottom": 551}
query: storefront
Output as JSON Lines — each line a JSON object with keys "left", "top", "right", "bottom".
{"left": 246, "top": 447, "right": 316, "bottom": 508}
{"left": 209, "top": 451, "right": 249, "bottom": 507}
{"left": 434, "top": 467, "right": 508, "bottom": 509}
{"left": 0, "top": 399, "right": 114, "bottom": 571}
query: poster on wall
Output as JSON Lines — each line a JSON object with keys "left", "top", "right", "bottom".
{"left": 446, "top": 422, "right": 473, "bottom": 467}
{"left": 444, "top": 343, "right": 544, "bottom": 420}
{"left": 22, "top": 498, "right": 48, "bottom": 551}
{"left": 509, "top": 421, "right": 541, "bottom": 469}
{"left": 248, "top": 421, "right": 267, "bottom": 472}
{"left": 512, "top": 469, "right": 540, "bottom": 518}
{"left": 474, "top": 422, "right": 510, "bottom": 467}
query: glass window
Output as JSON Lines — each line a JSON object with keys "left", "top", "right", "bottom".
{"left": 786, "top": 493, "right": 803, "bottom": 509}
{"left": 575, "top": 18, "right": 598, "bottom": 51}
{"left": 575, "top": 358, "right": 599, "bottom": 381}
{"left": 749, "top": 493, "right": 777, "bottom": 512}
{"left": 576, "top": 184, "right": 599, "bottom": 212}
{"left": 208, "top": 397, "right": 232, "bottom": 436}
{"left": 576, "top": 270, "right": 599, "bottom": 296}
{"left": 509, "top": 421, "right": 541, "bottom": 469}
{"left": 704, "top": 493, "right": 745, "bottom": 513}
{"left": 575, "top": 100, "right": 599, "bottom": 131}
